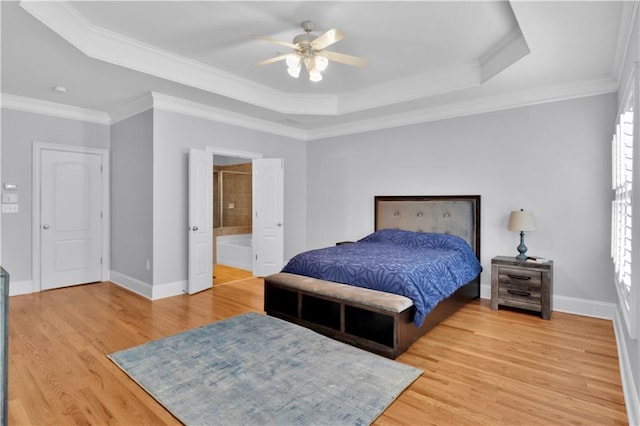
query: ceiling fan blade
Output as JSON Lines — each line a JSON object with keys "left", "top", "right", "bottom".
{"left": 322, "top": 50, "right": 368, "bottom": 68}
{"left": 255, "top": 53, "right": 297, "bottom": 67}
{"left": 310, "top": 28, "right": 345, "bottom": 50}
{"left": 252, "top": 34, "right": 299, "bottom": 50}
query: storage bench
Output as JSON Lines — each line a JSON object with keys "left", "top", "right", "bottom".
{"left": 264, "top": 272, "right": 418, "bottom": 358}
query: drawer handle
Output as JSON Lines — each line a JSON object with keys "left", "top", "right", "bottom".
{"left": 507, "top": 289, "right": 531, "bottom": 297}
{"left": 507, "top": 274, "right": 531, "bottom": 280}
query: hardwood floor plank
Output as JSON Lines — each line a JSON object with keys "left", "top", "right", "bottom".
{"left": 7, "top": 270, "right": 627, "bottom": 425}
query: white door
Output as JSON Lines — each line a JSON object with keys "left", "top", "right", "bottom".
{"left": 40, "top": 149, "right": 103, "bottom": 290}
{"left": 188, "top": 148, "right": 213, "bottom": 294}
{"left": 252, "top": 158, "right": 284, "bottom": 276}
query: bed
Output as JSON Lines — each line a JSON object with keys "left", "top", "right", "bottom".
{"left": 264, "top": 195, "right": 481, "bottom": 358}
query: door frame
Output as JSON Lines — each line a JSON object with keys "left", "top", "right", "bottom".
{"left": 32, "top": 142, "right": 110, "bottom": 292}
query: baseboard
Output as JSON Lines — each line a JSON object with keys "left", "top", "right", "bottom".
{"left": 151, "top": 280, "right": 187, "bottom": 300}
{"left": 613, "top": 309, "right": 640, "bottom": 425}
{"left": 552, "top": 294, "right": 617, "bottom": 320}
{"left": 9, "top": 280, "right": 33, "bottom": 296}
{"left": 480, "top": 284, "right": 617, "bottom": 320}
{"left": 109, "top": 270, "right": 187, "bottom": 300}
{"left": 109, "top": 270, "right": 153, "bottom": 299}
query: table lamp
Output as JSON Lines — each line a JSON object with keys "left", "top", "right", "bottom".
{"left": 508, "top": 209, "right": 536, "bottom": 260}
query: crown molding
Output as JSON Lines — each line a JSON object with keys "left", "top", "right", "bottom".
{"left": 149, "top": 93, "right": 307, "bottom": 141}
{"left": 479, "top": 26, "right": 530, "bottom": 83}
{"left": 612, "top": 0, "right": 640, "bottom": 85}
{"left": 110, "top": 94, "right": 153, "bottom": 124}
{"left": 2, "top": 74, "right": 617, "bottom": 142}
{"left": 338, "top": 63, "right": 481, "bottom": 115}
{"left": 306, "top": 77, "right": 618, "bottom": 141}
{"left": 0, "top": 93, "right": 111, "bottom": 125}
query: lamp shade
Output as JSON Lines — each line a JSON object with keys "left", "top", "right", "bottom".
{"left": 508, "top": 209, "right": 536, "bottom": 232}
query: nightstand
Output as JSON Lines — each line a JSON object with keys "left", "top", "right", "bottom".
{"left": 490, "top": 256, "right": 553, "bottom": 320}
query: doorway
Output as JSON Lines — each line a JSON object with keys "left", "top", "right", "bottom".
{"left": 213, "top": 157, "right": 253, "bottom": 272}
{"left": 207, "top": 147, "right": 262, "bottom": 286}
{"left": 188, "top": 146, "right": 283, "bottom": 293}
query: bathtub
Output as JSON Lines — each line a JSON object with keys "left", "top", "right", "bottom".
{"left": 216, "top": 234, "right": 253, "bottom": 271}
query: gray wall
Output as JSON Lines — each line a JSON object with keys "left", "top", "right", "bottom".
{"left": 0, "top": 109, "right": 110, "bottom": 285}
{"left": 152, "top": 109, "right": 307, "bottom": 286}
{"left": 307, "top": 93, "right": 617, "bottom": 305}
{"left": 111, "top": 110, "right": 153, "bottom": 284}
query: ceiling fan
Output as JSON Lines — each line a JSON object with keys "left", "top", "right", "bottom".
{"left": 253, "top": 20, "right": 368, "bottom": 82}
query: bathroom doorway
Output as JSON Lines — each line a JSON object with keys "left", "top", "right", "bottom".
{"left": 213, "top": 157, "right": 253, "bottom": 272}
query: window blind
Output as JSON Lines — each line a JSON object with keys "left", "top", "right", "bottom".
{"left": 612, "top": 93, "right": 635, "bottom": 312}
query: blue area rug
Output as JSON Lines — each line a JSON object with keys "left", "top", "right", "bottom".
{"left": 108, "top": 312, "right": 422, "bottom": 425}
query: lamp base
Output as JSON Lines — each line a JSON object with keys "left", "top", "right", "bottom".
{"left": 515, "top": 231, "right": 528, "bottom": 260}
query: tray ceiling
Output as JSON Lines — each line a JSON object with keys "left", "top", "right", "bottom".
{"left": 1, "top": 1, "right": 628, "bottom": 139}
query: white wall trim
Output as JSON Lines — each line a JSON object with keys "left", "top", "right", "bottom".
{"left": 1, "top": 76, "right": 617, "bottom": 143}
{"left": 110, "top": 271, "right": 188, "bottom": 300}
{"left": 8, "top": 280, "right": 34, "bottom": 297}
{"left": 552, "top": 294, "right": 617, "bottom": 320}
{"left": 206, "top": 146, "right": 263, "bottom": 160}
{"left": 613, "top": 309, "right": 640, "bottom": 426}
{"left": 481, "top": 284, "right": 617, "bottom": 320}
{"left": 1, "top": 93, "right": 110, "bottom": 125}
{"left": 612, "top": 1, "right": 640, "bottom": 85}
{"left": 110, "top": 92, "right": 153, "bottom": 124}
{"left": 110, "top": 270, "right": 153, "bottom": 299}
{"left": 306, "top": 77, "right": 618, "bottom": 140}
{"left": 32, "top": 142, "right": 110, "bottom": 292}
{"left": 150, "top": 92, "right": 306, "bottom": 140}
{"left": 152, "top": 280, "right": 187, "bottom": 300}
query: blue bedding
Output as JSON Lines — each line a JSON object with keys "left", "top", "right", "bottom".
{"left": 281, "top": 229, "right": 482, "bottom": 326}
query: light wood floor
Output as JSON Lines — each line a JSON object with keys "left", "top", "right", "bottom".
{"left": 213, "top": 263, "right": 253, "bottom": 286}
{"left": 8, "top": 268, "right": 627, "bottom": 425}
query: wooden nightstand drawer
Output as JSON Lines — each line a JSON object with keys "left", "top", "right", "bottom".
{"left": 497, "top": 267, "right": 542, "bottom": 287}
{"left": 498, "top": 282, "right": 541, "bottom": 310}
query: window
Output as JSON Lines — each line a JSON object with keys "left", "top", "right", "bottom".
{"left": 612, "top": 67, "right": 638, "bottom": 338}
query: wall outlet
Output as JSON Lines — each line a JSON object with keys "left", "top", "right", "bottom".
{"left": 2, "top": 204, "right": 19, "bottom": 213}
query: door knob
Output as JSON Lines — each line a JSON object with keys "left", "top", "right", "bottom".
{"left": 192, "top": 226, "right": 199, "bottom": 231}
{"left": 42, "top": 224, "right": 50, "bottom": 230}
{"left": 277, "top": 223, "right": 282, "bottom": 227}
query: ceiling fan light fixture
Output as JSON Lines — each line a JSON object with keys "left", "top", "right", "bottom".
{"left": 314, "top": 55, "right": 328, "bottom": 72}
{"left": 287, "top": 63, "right": 301, "bottom": 78}
{"left": 285, "top": 55, "right": 301, "bottom": 68}
{"left": 309, "top": 69, "right": 323, "bottom": 82}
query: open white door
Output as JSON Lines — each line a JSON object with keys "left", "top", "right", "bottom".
{"left": 188, "top": 148, "right": 213, "bottom": 294}
{"left": 252, "top": 158, "right": 284, "bottom": 277}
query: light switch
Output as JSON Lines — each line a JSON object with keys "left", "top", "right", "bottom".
{"left": 2, "top": 204, "right": 19, "bottom": 213}
{"left": 2, "top": 193, "right": 18, "bottom": 203}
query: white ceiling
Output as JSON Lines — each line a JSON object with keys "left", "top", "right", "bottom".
{"left": 1, "top": 1, "right": 630, "bottom": 140}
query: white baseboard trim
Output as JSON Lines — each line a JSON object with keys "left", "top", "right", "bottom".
{"left": 109, "top": 270, "right": 153, "bottom": 299}
{"left": 552, "top": 294, "right": 617, "bottom": 320}
{"left": 109, "top": 270, "right": 187, "bottom": 300}
{"left": 9, "top": 280, "right": 34, "bottom": 296}
{"left": 480, "top": 284, "right": 617, "bottom": 320}
{"left": 151, "top": 280, "right": 187, "bottom": 300}
{"left": 613, "top": 309, "right": 639, "bottom": 425}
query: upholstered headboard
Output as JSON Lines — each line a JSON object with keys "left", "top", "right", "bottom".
{"left": 374, "top": 195, "right": 481, "bottom": 259}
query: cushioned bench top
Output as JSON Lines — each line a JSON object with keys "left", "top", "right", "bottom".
{"left": 265, "top": 272, "right": 413, "bottom": 313}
